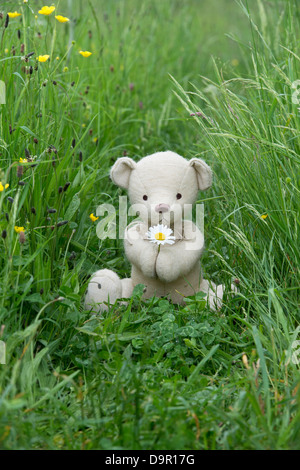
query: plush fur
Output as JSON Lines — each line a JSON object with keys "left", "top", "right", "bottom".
{"left": 85, "top": 150, "right": 231, "bottom": 312}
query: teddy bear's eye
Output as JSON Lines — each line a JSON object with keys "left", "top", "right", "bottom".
{"left": 176, "top": 193, "right": 182, "bottom": 200}
{"left": 143, "top": 195, "right": 148, "bottom": 201}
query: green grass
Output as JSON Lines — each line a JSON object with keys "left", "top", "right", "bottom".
{"left": 0, "top": 0, "right": 299, "bottom": 450}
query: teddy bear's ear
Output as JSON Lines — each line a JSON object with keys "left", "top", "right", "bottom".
{"left": 189, "top": 158, "right": 213, "bottom": 191}
{"left": 110, "top": 157, "right": 137, "bottom": 189}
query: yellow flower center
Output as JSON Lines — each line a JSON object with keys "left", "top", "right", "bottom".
{"left": 155, "top": 232, "right": 166, "bottom": 241}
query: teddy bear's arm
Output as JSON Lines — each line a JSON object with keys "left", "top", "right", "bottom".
{"left": 124, "top": 224, "right": 159, "bottom": 278}
{"left": 155, "top": 222, "right": 204, "bottom": 283}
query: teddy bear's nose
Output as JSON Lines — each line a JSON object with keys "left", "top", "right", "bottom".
{"left": 155, "top": 203, "right": 170, "bottom": 213}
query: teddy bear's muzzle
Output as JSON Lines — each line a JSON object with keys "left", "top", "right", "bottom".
{"left": 155, "top": 203, "right": 170, "bottom": 213}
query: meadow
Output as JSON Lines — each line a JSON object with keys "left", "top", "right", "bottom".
{"left": 0, "top": 0, "right": 299, "bottom": 450}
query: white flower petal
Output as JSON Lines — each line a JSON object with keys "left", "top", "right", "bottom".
{"left": 146, "top": 224, "right": 176, "bottom": 246}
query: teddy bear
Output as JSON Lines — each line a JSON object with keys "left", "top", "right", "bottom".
{"left": 85, "top": 150, "right": 228, "bottom": 312}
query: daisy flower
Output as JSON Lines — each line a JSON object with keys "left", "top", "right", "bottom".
{"left": 147, "top": 224, "right": 175, "bottom": 246}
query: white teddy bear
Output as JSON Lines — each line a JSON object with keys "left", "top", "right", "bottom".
{"left": 85, "top": 150, "right": 229, "bottom": 312}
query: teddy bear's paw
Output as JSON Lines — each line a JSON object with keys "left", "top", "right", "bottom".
{"left": 139, "top": 249, "right": 158, "bottom": 279}
{"left": 155, "top": 250, "right": 181, "bottom": 283}
{"left": 84, "top": 269, "right": 122, "bottom": 313}
{"left": 121, "top": 278, "right": 134, "bottom": 298}
{"left": 140, "top": 263, "right": 157, "bottom": 279}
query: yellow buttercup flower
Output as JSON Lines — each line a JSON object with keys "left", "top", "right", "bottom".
{"left": 19, "top": 158, "right": 28, "bottom": 163}
{"left": 261, "top": 214, "right": 268, "bottom": 220}
{"left": 231, "top": 59, "right": 239, "bottom": 67}
{"left": 242, "top": 353, "right": 249, "bottom": 369}
{"left": 38, "top": 6, "right": 55, "bottom": 15}
{"left": 0, "top": 182, "right": 9, "bottom": 192}
{"left": 8, "top": 11, "right": 22, "bottom": 18}
{"left": 38, "top": 55, "right": 50, "bottom": 62}
{"left": 55, "top": 15, "right": 70, "bottom": 23}
{"left": 79, "top": 51, "right": 92, "bottom": 58}
{"left": 89, "top": 213, "right": 99, "bottom": 223}
{"left": 15, "top": 226, "right": 25, "bottom": 233}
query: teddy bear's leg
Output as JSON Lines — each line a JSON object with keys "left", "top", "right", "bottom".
{"left": 199, "top": 279, "right": 224, "bottom": 311}
{"left": 84, "top": 269, "right": 133, "bottom": 313}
